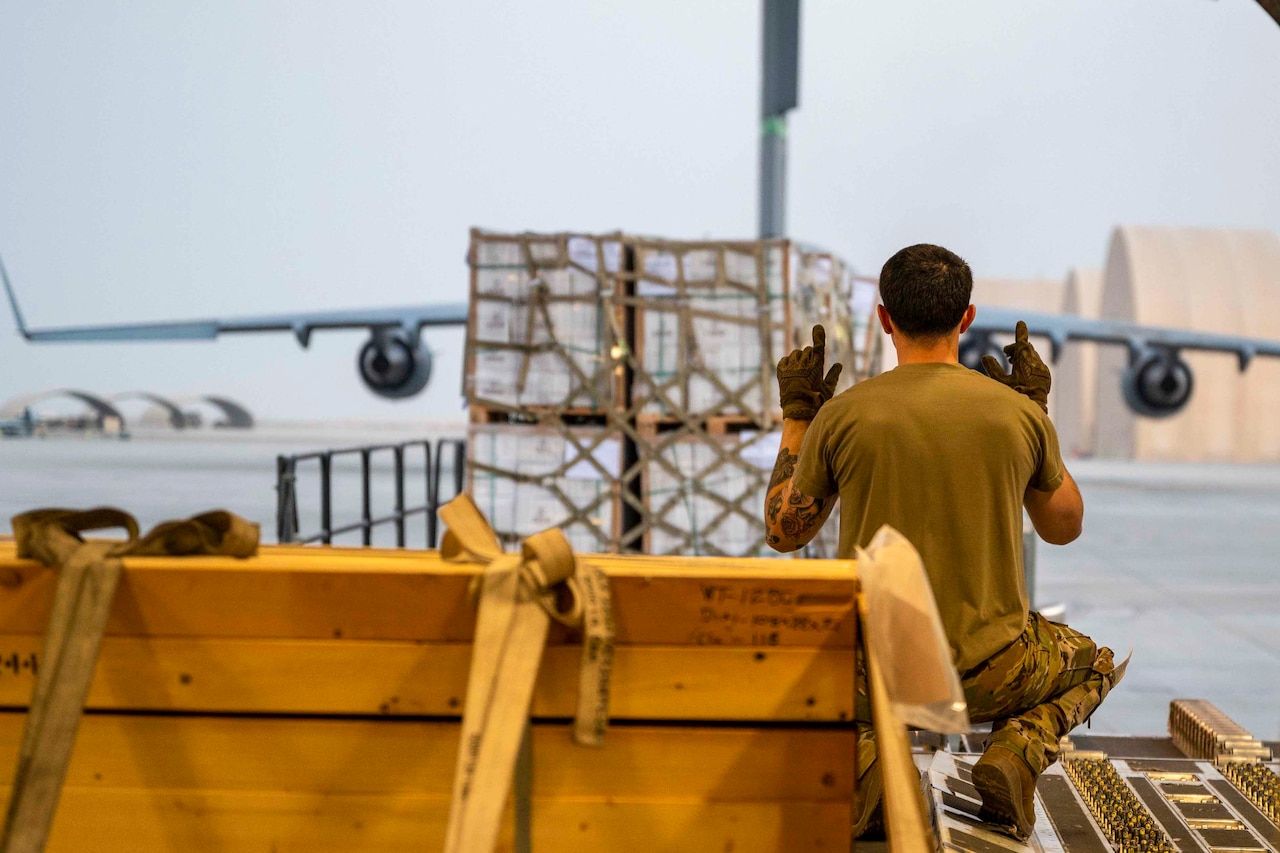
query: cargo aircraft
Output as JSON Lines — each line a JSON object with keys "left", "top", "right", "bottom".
{"left": 6, "top": 254, "right": 1280, "bottom": 418}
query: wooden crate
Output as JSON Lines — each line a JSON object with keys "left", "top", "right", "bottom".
{"left": 459, "top": 230, "right": 870, "bottom": 561}
{"left": 0, "top": 539, "right": 858, "bottom": 851}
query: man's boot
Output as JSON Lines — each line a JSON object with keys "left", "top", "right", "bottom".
{"left": 972, "top": 745, "right": 1038, "bottom": 840}
{"left": 852, "top": 731, "right": 885, "bottom": 840}
{"left": 852, "top": 766, "right": 884, "bottom": 839}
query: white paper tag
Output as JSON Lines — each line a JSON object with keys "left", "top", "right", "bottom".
{"left": 636, "top": 280, "right": 678, "bottom": 298}
{"left": 564, "top": 439, "right": 621, "bottom": 480}
{"left": 738, "top": 430, "right": 783, "bottom": 470}
{"left": 602, "top": 241, "right": 622, "bottom": 273}
{"left": 682, "top": 249, "right": 719, "bottom": 281}
{"left": 568, "top": 237, "right": 598, "bottom": 270}
{"left": 642, "top": 250, "right": 678, "bottom": 281}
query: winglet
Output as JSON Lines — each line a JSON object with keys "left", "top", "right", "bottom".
{"left": 291, "top": 323, "right": 312, "bottom": 349}
{"left": 1047, "top": 331, "right": 1066, "bottom": 364}
{"left": 0, "top": 255, "right": 31, "bottom": 340}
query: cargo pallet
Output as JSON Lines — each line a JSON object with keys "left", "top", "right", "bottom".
{"left": 460, "top": 229, "right": 877, "bottom": 560}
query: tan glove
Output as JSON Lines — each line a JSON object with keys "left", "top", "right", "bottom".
{"left": 982, "top": 320, "right": 1051, "bottom": 413}
{"left": 777, "top": 325, "right": 843, "bottom": 421}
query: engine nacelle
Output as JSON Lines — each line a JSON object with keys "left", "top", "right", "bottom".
{"left": 357, "top": 331, "right": 433, "bottom": 399}
{"left": 1122, "top": 349, "right": 1193, "bottom": 418}
{"left": 959, "top": 334, "right": 1007, "bottom": 374}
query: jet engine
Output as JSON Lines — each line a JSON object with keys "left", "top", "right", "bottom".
{"left": 357, "top": 331, "right": 433, "bottom": 399}
{"left": 959, "top": 334, "right": 1007, "bottom": 374}
{"left": 1122, "top": 349, "right": 1193, "bottom": 418}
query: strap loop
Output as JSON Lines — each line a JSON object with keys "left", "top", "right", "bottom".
{"left": 439, "top": 494, "right": 615, "bottom": 852}
{"left": 2, "top": 507, "right": 258, "bottom": 853}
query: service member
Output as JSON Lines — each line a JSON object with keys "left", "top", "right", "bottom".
{"left": 765, "top": 243, "right": 1123, "bottom": 839}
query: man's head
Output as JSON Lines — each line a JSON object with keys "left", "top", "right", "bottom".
{"left": 877, "top": 243, "right": 974, "bottom": 342}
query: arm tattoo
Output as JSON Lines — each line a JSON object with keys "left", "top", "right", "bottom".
{"left": 766, "top": 491, "right": 783, "bottom": 526}
{"left": 768, "top": 447, "right": 798, "bottom": 490}
{"left": 779, "top": 489, "right": 826, "bottom": 539}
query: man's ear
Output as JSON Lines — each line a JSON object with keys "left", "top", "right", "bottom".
{"left": 958, "top": 304, "right": 977, "bottom": 334}
{"left": 876, "top": 304, "right": 894, "bottom": 335}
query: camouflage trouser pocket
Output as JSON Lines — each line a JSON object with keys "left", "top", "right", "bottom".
{"left": 1045, "top": 616, "right": 1103, "bottom": 685}
{"left": 962, "top": 612, "right": 1108, "bottom": 723}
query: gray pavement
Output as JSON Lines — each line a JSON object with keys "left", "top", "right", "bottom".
{"left": 1039, "top": 459, "right": 1280, "bottom": 741}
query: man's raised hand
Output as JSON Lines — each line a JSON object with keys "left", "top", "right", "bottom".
{"left": 981, "top": 320, "right": 1052, "bottom": 414}
{"left": 777, "top": 325, "right": 844, "bottom": 421}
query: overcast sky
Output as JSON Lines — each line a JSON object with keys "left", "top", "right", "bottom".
{"left": 2, "top": 1, "right": 1278, "bottom": 421}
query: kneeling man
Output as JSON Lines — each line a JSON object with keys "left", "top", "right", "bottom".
{"left": 765, "top": 243, "right": 1123, "bottom": 839}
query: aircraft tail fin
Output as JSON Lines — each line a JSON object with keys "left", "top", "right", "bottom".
{"left": 1, "top": 256, "right": 31, "bottom": 340}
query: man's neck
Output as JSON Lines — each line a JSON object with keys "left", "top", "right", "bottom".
{"left": 892, "top": 336, "right": 960, "bottom": 365}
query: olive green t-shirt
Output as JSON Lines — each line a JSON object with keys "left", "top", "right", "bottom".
{"left": 793, "top": 362, "right": 1064, "bottom": 672}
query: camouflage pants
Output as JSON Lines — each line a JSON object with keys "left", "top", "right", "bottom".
{"left": 857, "top": 611, "right": 1121, "bottom": 798}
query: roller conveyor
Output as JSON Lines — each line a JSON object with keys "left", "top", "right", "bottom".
{"left": 923, "top": 701, "right": 1280, "bottom": 853}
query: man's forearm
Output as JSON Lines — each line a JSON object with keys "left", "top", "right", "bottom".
{"left": 764, "top": 418, "right": 836, "bottom": 552}
{"left": 765, "top": 418, "right": 811, "bottom": 527}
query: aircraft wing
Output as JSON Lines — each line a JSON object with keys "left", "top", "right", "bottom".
{"left": 2, "top": 256, "right": 467, "bottom": 348}
{"left": 968, "top": 306, "right": 1280, "bottom": 371}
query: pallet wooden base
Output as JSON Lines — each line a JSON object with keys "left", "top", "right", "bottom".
{"left": 469, "top": 405, "right": 612, "bottom": 427}
{"left": 635, "top": 413, "right": 779, "bottom": 436}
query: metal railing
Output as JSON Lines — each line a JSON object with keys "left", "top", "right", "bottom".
{"left": 276, "top": 437, "right": 466, "bottom": 548}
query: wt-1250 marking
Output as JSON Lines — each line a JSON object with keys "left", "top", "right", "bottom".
{"left": 689, "top": 583, "right": 850, "bottom": 647}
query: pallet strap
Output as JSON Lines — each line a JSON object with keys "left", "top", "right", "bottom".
{"left": 1, "top": 508, "right": 258, "bottom": 853}
{"left": 439, "top": 494, "right": 614, "bottom": 853}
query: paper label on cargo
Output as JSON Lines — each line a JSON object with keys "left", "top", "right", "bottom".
{"left": 472, "top": 350, "right": 519, "bottom": 404}
{"left": 473, "top": 300, "right": 513, "bottom": 344}
{"left": 765, "top": 246, "right": 785, "bottom": 296}
{"left": 636, "top": 280, "right": 678, "bottom": 298}
{"left": 738, "top": 431, "right": 783, "bottom": 470}
{"left": 527, "top": 240, "right": 561, "bottom": 264}
{"left": 564, "top": 439, "right": 620, "bottom": 480}
{"left": 518, "top": 487, "right": 568, "bottom": 534}
{"left": 725, "top": 251, "right": 758, "bottom": 287}
{"left": 642, "top": 250, "right": 678, "bottom": 281}
{"left": 474, "top": 268, "right": 524, "bottom": 299}
{"left": 536, "top": 268, "right": 569, "bottom": 297}
{"left": 601, "top": 241, "right": 622, "bottom": 273}
{"left": 474, "top": 241, "right": 522, "bottom": 268}
{"left": 568, "top": 237, "right": 598, "bottom": 270}
{"left": 682, "top": 249, "right": 718, "bottom": 281}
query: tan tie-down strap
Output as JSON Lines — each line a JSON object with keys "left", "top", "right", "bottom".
{"left": 1, "top": 508, "right": 258, "bottom": 853}
{"left": 438, "top": 494, "right": 614, "bottom": 853}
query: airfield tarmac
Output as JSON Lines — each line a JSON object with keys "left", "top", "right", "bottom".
{"left": 0, "top": 424, "right": 1277, "bottom": 742}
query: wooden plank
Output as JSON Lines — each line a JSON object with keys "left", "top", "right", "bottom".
{"left": 0, "top": 788, "right": 850, "bottom": 853}
{"left": 4, "top": 786, "right": 499, "bottom": 853}
{"left": 0, "top": 636, "right": 855, "bottom": 721}
{"left": 0, "top": 713, "right": 855, "bottom": 801}
{"left": 0, "top": 546, "right": 857, "bottom": 648}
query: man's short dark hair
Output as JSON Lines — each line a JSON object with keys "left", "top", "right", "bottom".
{"left": 878, "top": 244, "right": 973, "bottom": 339}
